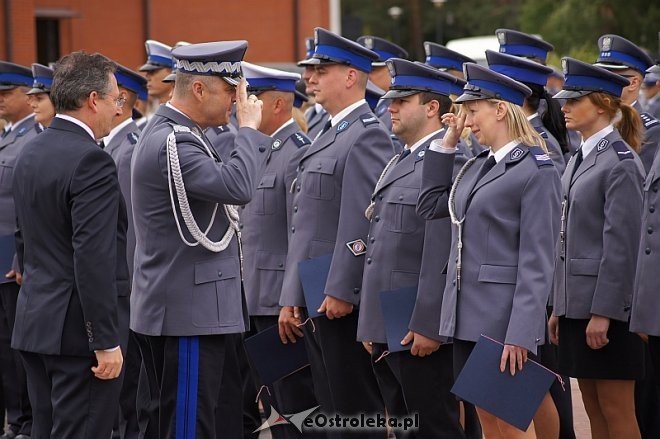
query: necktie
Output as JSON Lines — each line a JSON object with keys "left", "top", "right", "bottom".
{"left": 475, "top": 156, "right": 497, "bottom": 182}
{"left": 98, "top": 140, "right": 106, "bottom": 149}
{"left": 572, "top": 148, "right": 583, "bottom": 174}
{"left": 319, "top": 119, "right": 332, "bottom": 136}
{"left": 397, "top": 148, "right": 411, "bottom": 163}
{"left": 1, "top": 128, "right": 9, "bottom": 139}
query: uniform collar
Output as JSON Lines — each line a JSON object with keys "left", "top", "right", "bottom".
{"left": 6, "top": 113, "right": 35, "bottom": 132}
{"left": 103, "top": 117, "right": 134, "bottom": 146}
{"left": 581, "top": 124, "right": 614, "bottom": 159}
{"left": 490, "top": 139, "right": 520, "bottom": 163}
{"left": 271, "top": 118, "right": 295, "bottom": 138}
{"left": 55, "top": 114, "right": 96, "bottom": 140}
{"left": 406, "top": 128, "right": 444, "bottom": 155}
{"left": 329, "top": 99, "right": 367, "bottom": 127}
{"left": 526, "top": 112, "right": 539, "bottom": 121}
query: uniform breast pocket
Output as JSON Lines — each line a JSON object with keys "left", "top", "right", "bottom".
{"left": 256, "top": 251, "right": 286, "bottom": 308}
{"left": 193, "top": 258, "right": 241, "bottom": 327}
{"left": 254, "top": 174, "right": 277, "bottom": 215}
{"left": 384, "top": 187, "right": 420, "bottom": 234}
{"left": 302, "top": 157, "right": 336, "bottom": 200}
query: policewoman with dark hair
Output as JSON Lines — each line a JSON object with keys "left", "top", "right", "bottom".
{"left": 418, "top": 63, "right": 561, "bottom": 438}
{"left": 549, "top": 58, "right": 645, "bottom": 439}
{"left": 486, "top": 50, "right": 568, "bottom": 174}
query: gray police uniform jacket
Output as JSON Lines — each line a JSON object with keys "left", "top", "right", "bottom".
{"left": 280, "top": 102, "right": 395, "bottom": 307}
{"left": 418, "top": 145, "right": 561, "bottom": 353}
{"left": 631, "top": 148, "right": 660, "bottom": 336}
{"left": 357, "top": 131, "right": 468, "bottom": 343}
{"left": 241, "top": 121, "right": 311, "bottom": 316}
{"left": 205, "top": 124, "right": 237, "bottom": 163}
{"left": 553, "top": 130, "right": 644, "bottom": 322}
{"left": 634, "top": 101, "right": 660, "bottom": 173}
{"left": 529, "top": 114, "right": 566, "bottom": 174}
{"left": 0, "top": 116, "right": 41, "bottom": 237}
{"left": 104, "top": 120, "right": 141, "bottom": 281}
{"left": 130, "top": 105, "right": 271, "bottom": 336}
{"left": 306, "top": 106, "right": 328, "bottom": 140}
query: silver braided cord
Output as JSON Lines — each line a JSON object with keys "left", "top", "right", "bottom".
{"left": 448, "top": 156, "right": 478, "bottom": 291}
{"left": 364, "top": 153, "right": 401, "bottom": 220}
{"left": 166, "top": 125, "right": 241, "bottom": 253}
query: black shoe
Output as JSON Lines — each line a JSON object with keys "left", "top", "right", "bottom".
{"left": 15, "top": 435, "right": 30, "bottom": 439}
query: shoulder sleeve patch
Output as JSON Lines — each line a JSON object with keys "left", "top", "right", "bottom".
{"left": 640, "top": 112, "right": 660, "bottom": 130}
{"left": 290, "top": 131, "right": 311, "bottom": 148}
{"left": 360, "top": 113, "right": 380, "bottom": 126}
{"left": 528, "top": 145, "right": 554, "bottom": 167}
{"left": 611, "top": 140, "right": 634, "bottom": 160}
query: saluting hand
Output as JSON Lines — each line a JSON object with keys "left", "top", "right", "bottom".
{"left": 440, "top": 111, "right": 466, "bottom": 149}
{"left": 235, "top": 78, "right": 262, "bottom": 130}
{"left": 586, "top": 314, "right": 610, "bottom": 350}
{"left": 401, "top": 331, "right": 441, "bottom": 357}
{"left": 500, "top": 344, "right": 528, "bottom": 376}
{"left": 278, "top": 306, "right": 304, "bottom": 344}
{"left": 92, "top": 349, "right": 123, "bottom": 380}
{"left": 318, "top": 295, "right": 353, "bottom": 320}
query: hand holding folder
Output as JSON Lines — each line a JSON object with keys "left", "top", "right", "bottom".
{"left": 379, "top": 286, "right": 418, "bottom": 353}
{"left": 451, "top": 335, "right": 560, "bottom": 431}
{"left": 298, "top": 254, "right": 333, "bottom": 319}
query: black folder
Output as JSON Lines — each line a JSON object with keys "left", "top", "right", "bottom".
{"left": 297, "top": 254, "right": 333, "bottom": 318}
{"left": 379, "top": 287, "right": 418, "bottom": 352}
{"left": 244, "top": 324, "right": 310, "bottom": 385}
{"left": 451, "top": 335, "right": 557, "bottom": 431}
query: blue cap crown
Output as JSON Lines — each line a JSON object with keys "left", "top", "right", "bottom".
{"left": 27, "top": 63, "right": 53, "bottom": 94}
{"left": 456, "top": 63, "right": 532, "bottom": 106}
{"left": 115, "top": 64, "right": 148, "bottom": 100}
{"left": 496, "top": 29, "right": 554, "bottom": 62}
{"left": 172, "top": 41, "right": 247, "bottom": 86}
{"left": 0, "top": 61, "right": 33, "bottom": 90}
{"left": 383, "top": 58, "right": 466, "bottom": 99}
{"left": 594, "top": 34, "right": 653, "bottom": 75}
{"left": 139, "top": 40, "right": 173, "bottom": 71}
{"left": 357, "top": 36, "right": 408, "bottom": 64}
{"left": 554, "top": 57, "right": 630, "bottom": 99}
{"left": 242, "top": 61, "right": 301, "bottom": 93}
{"left": 311, "top": 28, "right": 379, "bottom": 73}
{"left": 486, "top": 50, "right": 552, "bottom": 86}
{"left": 424, "top": 42, "right": 475, "bottom": 72}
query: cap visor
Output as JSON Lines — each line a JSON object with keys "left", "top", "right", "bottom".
{"left": 454, "top": 91, "right": 488, "bottom": 103}
{"left": 162, "top": 73, "right": 176, "bottom": 83}
{"left": 222, "top": 77, "right": 240, "bottom": 87}
{"left": 138, "top": 63, "right": 162, "bottom": 72}
{"left": 382, "top": 89, "right": 419, "bottom": 99}
{"left": 294, "top": 90, "right": 309, "bottom": 102}
{"left": 552, "top": 89, "right": 592, "bottom": 99}
{"left": 0, "top": 84, "right": 17, "bottom": 91}
{"left": 26, "top": 87, "right": 47, "bottom": 95}
{"left": 297, "top": 58, "right": 317, "bottom": 67}
{"left": 593, "top": 62, "right": 629, "bottom": 71}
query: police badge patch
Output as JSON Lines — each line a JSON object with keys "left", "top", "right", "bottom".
{"left": 272, "top": 139, "right": 282, "bottom": 150}
{"left": 596, "top": 139, "right": 609, "bottom": 152}
{"left": 510, "top": 147, "right": 525, "bottom": 160}
{"left": 346, "top": 239, "right": 367, "bottom": 256}
{"left": 337, "top": 120, "right": 350, "bottom": 132}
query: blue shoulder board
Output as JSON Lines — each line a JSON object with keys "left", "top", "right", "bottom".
{"left": 640, "top": 112, "right": 660, "bottom": 130}
{"left": 611, "top": 140, "right": 634, "bottom": 160}
{"left": 528, "top": 145, "right": 554, "bottom": 167}
{"left": 127, "top": 132, "right": 139, "bottom": 145}
{"left": 538, "top": 130, "right": 548, "bottom": 139}
{"left": 290, "top": 131, "right": 311, "bottom": 148}
{"left": 360, "top": 113, "right": 379, "bottom": 126}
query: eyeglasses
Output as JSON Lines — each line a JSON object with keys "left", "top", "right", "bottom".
{"left": 101, "top": 92, "right": 126, "bottom": 108}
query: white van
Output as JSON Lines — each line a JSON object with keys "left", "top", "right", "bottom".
{"left": 445, "top": 36, "right": 500, "bottom": 66}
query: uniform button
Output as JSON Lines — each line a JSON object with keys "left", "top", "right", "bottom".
{"left": 646, "top": 247, "right": 652, "bottom": 255}
{"left": 374, "top": 215, "right": 380, "bottom": 222}
{"left": 353, "top": 287, "right": 360, "bottom": 294}
{"left": 452, "top": 280, "right": 456, "bottom": 286}
{"left": 278, "top": 263, "right": 284, "bottom": 268}
{"left": 378, "top": 195, "right": 383, "bottom": 200}
{"left": 296, "top": 185, "right": 301, "bottom": 192}
{"left": 648, "top": 227, "right": 654, "bottom": 234}
{"left": 317, "top": 164, "right": 322, "bottom": 169}
{"left": 650, "top": 206, "right": 656, "bottom": 213}
{"left": 398, "top": 195, "right": 404, "bottom": 201}
{"left": 654, "top": 186, "right": 658, "bottom": 193}
{"left": 366, "top": 258, "right": 372, "bottom": 264}
{"left": 239, "top": 222, "right": 244, "bottom": 229}
{"left": 217, "top": 271, "right": 222, "bottom": 277}
{"left": 258, "top": 146, "right": 266, "bottom": 152}
{"left": 293, "top": 206, "right": 298, "bottom": 212}
{"left": 291, "top": 226, "right": 295, "bottom": 233}
{"left": 370, "top": 237, "right": 375, "bottom": 243}
{"left": 299, "top": 165, "right": 304, "bottom": 171}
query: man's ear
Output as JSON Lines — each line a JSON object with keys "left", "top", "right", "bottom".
{"left": 191, "top": 80, "right": 205, "bottom": 102}
{"left": 88, "top": 90, "right": 101, "bottom": 113}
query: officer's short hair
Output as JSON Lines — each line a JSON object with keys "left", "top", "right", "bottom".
{"left": 51, "top": 52, "right": 116, "bottom": 113}
{"left": 419, "top": 92, "right": 453, "bottom": 117}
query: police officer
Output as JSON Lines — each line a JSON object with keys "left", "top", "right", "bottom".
{"left": 423, "top": 42, "right": 483, "bottom": 157}
{"left": 418, "top": 63, "right": 561, "bottom": 438}
{"left": 299, "top": 37, "right": 328, "bottom": 139}
{"left": 26, "top": 63, "right": 55, "bottom": 129}
{"left": 594, "top": 34, "right": 660, "bottom": 173}
{"left": 549, "top": 58, "right": 645, "bottom": 439}
{"left": 130, "top": 41, "right": 271, "bottom": 438}
{"left": 356, "top": 58, "right": 469, "bottom": 438}
{"left": 642, "top": 65, "right": 660, "bottom": 119}
{"left": 278, "top": 27, "right": 393, "bottom": 438}
{"left": 496, "top": 28, "right": 554, "bottom": 65}
{"left": 138, "top": 40, "right": 174, "bottom": 106}
{"left": 0, "top": 61, "right": 38, "bottom": 439}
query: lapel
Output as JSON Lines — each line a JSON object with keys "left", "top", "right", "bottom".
{"left": 307, "top": 108, "right": 327, "bottom": 131}
{"left": 570, "top": 130, "right": 621, "bottom": 185}
{"left": 0, "top": 115, "right": 36, "bottom": 152}
{"left": 302, "top": 103, "right": 370, "bottom": 161}
{"left": 267, "top": 121, "right": 301, "bottom": 163}
{"left": 378, "top": 131, "right": 442, "bottom": 192}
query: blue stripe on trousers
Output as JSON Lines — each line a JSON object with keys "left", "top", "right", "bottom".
{"left": 176, "top": 336, "right": 200, "bottom": 439}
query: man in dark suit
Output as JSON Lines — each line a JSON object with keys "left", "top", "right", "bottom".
{"left": 11, "top": 51, "right": 128, "bottom": 439}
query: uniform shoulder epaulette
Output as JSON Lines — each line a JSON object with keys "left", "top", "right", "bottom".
{"left": 127, "top": 132, "right": 139, "bottom": 145}
{"left": 527, "top": 145, "right": 554, "bottom": 168}
{"left": 538, "top": 130, "right": 548, "bottom": 139}
{"left": 360, "top": 113, "right": 380, "bottom": 127}
{"left": 610, "top": 140, "right": 634, "bottom": 161}
{"left": 212, "top": 125, "right": 227, "bottom": 135}
{"left": 640, "top": 112, "right": 660, "bottom": 130}
{"left": 290, "top": 131, "right": 311, "bottom": 148}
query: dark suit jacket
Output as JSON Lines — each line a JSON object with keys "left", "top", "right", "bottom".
{"left": 12, "top": 117, "right": 129, "bottom": 356}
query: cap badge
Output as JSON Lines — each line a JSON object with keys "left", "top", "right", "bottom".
{"left": 497, "top": 31, "right": 506, "bottom": 45}
{"left": 364, "top": 37, "right": 374, "bottom": 49}
{"left": 562, "top": 58, "right": 568, "bottom": 74}
{"left": 601, "top": 37, "right": 612, "bottom": 51}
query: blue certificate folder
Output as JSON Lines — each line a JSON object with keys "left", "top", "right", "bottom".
{"left": 451, "top": 335, "right": 557, "bottom": 431}
{"left": 244, "top": 324, "right": 310, "bottom": 385}
{"left": 379, "top": 287, "right": 417, "bottom": 353}
{"left": 0, "top": 235, "right": 15, "bottom": 284}
{"left": 298, "top": 254, "right": 333, "bottom": 318}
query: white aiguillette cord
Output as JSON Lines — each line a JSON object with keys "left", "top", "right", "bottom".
{"left": 448, "top": 156, "right": 477, "bottom": 292}
{"left": 166, "top": 125, "right": 243, "bottom": 264}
